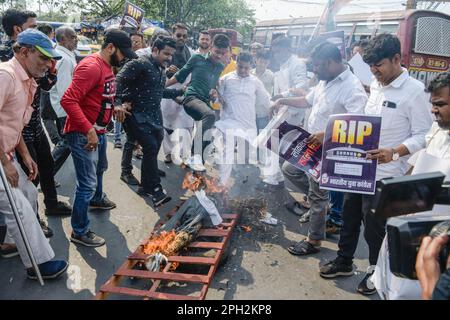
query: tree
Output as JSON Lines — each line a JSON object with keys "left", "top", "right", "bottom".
{"left": 58, "top": 0, "right": 256, "bottom": 40}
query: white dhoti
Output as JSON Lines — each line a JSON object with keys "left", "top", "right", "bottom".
{"left": 0, "top": 160, "right": 54, "bottom": 268}
{"left": 161, "top": 81, "right": 194, "bottom": 165}
{"left": 213, "top": 123, "right": 258, "bottom": 186}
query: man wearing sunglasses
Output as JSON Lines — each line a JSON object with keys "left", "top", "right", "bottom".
{"left": 161, "top": 23, "right": 195, "bottom": 166}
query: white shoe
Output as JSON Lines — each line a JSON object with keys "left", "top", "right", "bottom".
{"left": 185, "top": 154, "right": 206, "bottom": 172}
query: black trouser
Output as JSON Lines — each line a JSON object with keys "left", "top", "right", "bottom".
{"left": 183, "top": 97, "right": 215, "bottom": 161}
{"left": 122, "top": 116, "right": 163, "bottom": 191}
{"left": 17, "top": 131, "right": 58, "bottom": 210}
{"left": 52, "top": 117, "right": 71, "bottom": 175}
{"left": 337, "top": 190, "right": 387, "bottom": 266}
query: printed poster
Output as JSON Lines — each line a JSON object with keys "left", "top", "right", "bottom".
{"left": 320, "top": 114, "right": 381, "bottom": 194}
{"left": 265, "top": 121, "right": 322, "bottom": 180}
{"left": 120, "top": 2, "right": 145, "bottom": 29}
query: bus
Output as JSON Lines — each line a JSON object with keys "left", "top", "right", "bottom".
{"left": 253, "top": 10, "right": 450, "bottom": 85}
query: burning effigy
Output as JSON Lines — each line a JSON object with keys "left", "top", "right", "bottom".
{"left": 142, "top": 172, "right": 227, "bottom": 272}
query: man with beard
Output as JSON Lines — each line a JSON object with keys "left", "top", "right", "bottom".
{"left": 116, "top": 36, "right": 183, "bottom": 207}
{"left": 166, "top": 34, "right": 230, "bottom": 172}
{"left": 61, "top": 29, "right": 136, "bottom": 247}
{"left": 197, "top": 31, "right": 211, "bottom": 55}
{"left": 161, "top": 23, "right": 195, "bottom": 165}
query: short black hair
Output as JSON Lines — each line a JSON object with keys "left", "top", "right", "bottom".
{"left": 237, "top": 52, "right": 252, "bottom": 64}
{"left": 271, "top": 36, "right": 292, "bottom": 50}
{"left": 172, "top": 23, "right": 189, "bottom": 33}
{"left": 352, "top": 39, "right": 369, "bottom": 51}
{"left": 37, "top": 24, "right": 53, "bottom": 37}
{"left": 1, "top": 9, "right": 37, "bottom": 37}
{"left": 427, "top": 71, "right": 450, "bottom": 93}
{"left": 256, "top": 50, "right": 271, "bottom": 61}
{"left": 152, "top": 36, "right": 176, "bottom": 51}
{"left": 199, "top": 30, "right": 210, "bottom": 36}
{"left": 311, "top": 41, "right": 342, "bottom": 63}
{"left": 130, "top": 33, "right": 144, "bottom": 41}
{"left": 363, "top": 33, "right": 401, "bottom": 65}
{"left": 212, "top": 34, "right": 230, "bottom": 49}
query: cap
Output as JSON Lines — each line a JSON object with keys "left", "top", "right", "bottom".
{"left": 17, "top": 29, "right": 62, "bottom": 60}
{"left": 104, "top": 29, "right": 137, "bottom": 60}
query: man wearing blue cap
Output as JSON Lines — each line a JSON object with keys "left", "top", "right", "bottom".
{"left": 0, "top": 28, "right": 68, "bottom": 280}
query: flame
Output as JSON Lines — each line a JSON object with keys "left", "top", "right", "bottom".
{"left": 143, "top": 230, "right": 179, "bottom": 270}
{"left": 181, "top": 172, "right": 225, "bottom": 193}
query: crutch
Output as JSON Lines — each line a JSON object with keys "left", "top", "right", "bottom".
{"left": 0, "top": 162, "right": 44, "bottom": 286}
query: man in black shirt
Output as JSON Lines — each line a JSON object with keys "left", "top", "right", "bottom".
{"left": 116, "top": 36, "right": 183, "bottom": 207}
{"left": 0, "top": 9, "right": 37, "bottom": 62}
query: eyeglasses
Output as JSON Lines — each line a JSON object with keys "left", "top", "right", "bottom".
{"left": 175, "top": 33, "right": 187, "bottom": 39}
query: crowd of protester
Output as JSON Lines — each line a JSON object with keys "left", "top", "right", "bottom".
{"left": 0, "top": 7, "right": 448, "bottom": 300}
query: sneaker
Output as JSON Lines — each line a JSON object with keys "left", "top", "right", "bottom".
{"left": 114, "top": 141, "right": 123, "bottom": 149}
{"left": 0, "top": 244, "right": 19, "bottom": 258}
{"left": 27, "top": 260, "right": 69, "bottom": 280}
{"left": 45, "top": 201, "right": 72, "bottom": 216}
{"left": 39, "top": 220, "right": 54, "bottom": 238}
{"left": 137, "top": 184, "right": 171, "bottom": 206}
{"left": 185, "top": 154, "right": 206, "bottom": 172}
{"left": 120, "top": 173, "right": 140, "bottom": 185}
{"left": 70, "top": 230, "right": 106, "bottom": 247}
{"left": 89, "top": 195, "right": 116, "bottom": 210}
{"left": 319, "top": 258, "right": 354, "bottom": 279}
{"left": 357, "top": 266, "right": 377, "bottom": 295}
{"left": 164, "top": 154, "right": 172, "bottom": 164}
{"left": 151, "top": 187, "right": 172, "bottom": 207}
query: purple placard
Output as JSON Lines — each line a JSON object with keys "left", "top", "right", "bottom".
{"left": 319, "top": 114, "right": 381, "bottom": 194}
{"left": 267, "top": 121, "right": 322, "bottom": 180}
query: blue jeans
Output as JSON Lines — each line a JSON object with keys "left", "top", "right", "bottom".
{"left": 328, "top": 191, "right": 344, "bottom": 226}
{"left": 67, "top": 132, "right": 108, "bottom": 235}
{"left": 114, "top": 120, "right": 122, "bottom": 143}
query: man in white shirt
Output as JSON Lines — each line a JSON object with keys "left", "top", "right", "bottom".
{"left": 49, "top": 26, "right": 78, "bottom": 174}
{"left": 259, "top": 36, "right": 309, "bottom": 189}
{"left": 213, "top": 52, "right": 271, "bottom": 186}
{"left": 319, "top": 34, "right": 433, "bottom": 296}
{"left": 371, "top": 71, "right": 450, "bottom": 300}
{"left": 272, "top": 42, "right": 367, "bottom": 257}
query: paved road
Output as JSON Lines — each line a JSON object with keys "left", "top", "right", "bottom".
{"left": 0, "top": 137, "right": 377, "bottom": 300}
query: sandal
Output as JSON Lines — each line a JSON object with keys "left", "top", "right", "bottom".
{"left": 298, "top": 196, "right": 311, "bottom": 210}
{"left": 286, "top": 202, "right": 308, "bottom": 216}
{"left": 299, "top": 211, "right": 310, "bottom": 223}
{"left": 287, "top": 239, "right": 320, "bottom": 256}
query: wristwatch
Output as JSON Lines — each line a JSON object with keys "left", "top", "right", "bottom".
{"left": 392, "top": 149, "right": 400, "bottom": 161}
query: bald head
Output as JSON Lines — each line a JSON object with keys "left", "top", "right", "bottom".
{"left": 55, "top": 26, "right": 78, "bottom": 52}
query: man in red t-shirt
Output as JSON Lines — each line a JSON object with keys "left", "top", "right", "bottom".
{"left": 61, "top": 29, "right": 136, "bottom": 247}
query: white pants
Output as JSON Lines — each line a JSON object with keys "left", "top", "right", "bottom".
{"left": 162, "top": 127, "right": 194, "bottom": 165}
{"left": 213, "top": 129, "right": 257, "bottom": 186}
{"left": 0, "top": 160, "right": 54, "bottom": 268}
{"left": 260, "top": 150, "right": 284, "bottom": 185}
